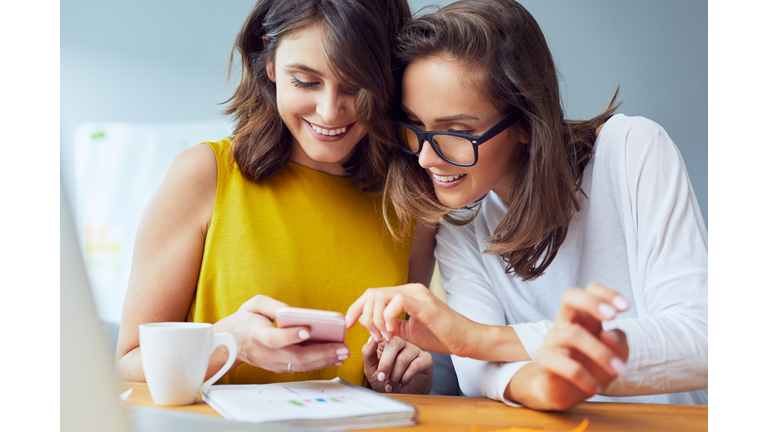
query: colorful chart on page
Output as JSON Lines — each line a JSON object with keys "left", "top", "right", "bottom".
{"left": 203, "top": 379, "right": 416, "bottom": 424}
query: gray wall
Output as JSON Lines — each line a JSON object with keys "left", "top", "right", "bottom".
{"left": 62, "top": 0, "right": 707, "bottom": 224}
{"left": 61, "top": 0, "right": 254, "bottom": 205}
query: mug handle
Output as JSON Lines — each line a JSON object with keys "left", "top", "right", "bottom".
{"left": 200, "top": 332, "right": 238, "bottom": 393}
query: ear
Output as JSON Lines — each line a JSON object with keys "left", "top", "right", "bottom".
{"left": 266, "top": 59, "right": 276, "bottom": 83}
{"left": 514, "top": 125, "right": 531, "bottom": 144}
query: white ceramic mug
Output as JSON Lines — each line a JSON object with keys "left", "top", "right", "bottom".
{"left": 139, "top": 322, "right": 237, "bottom": 406}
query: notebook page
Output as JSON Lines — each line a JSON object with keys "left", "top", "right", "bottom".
{"left": 203, "top": 379, "right": 415, "bottom": 424}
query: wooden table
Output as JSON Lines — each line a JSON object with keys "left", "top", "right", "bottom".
{"left": 119, "top": 383, "right": 706, "bottom": 432}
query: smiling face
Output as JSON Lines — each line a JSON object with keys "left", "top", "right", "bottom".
{"left": 401, "top": 56, "right": 528, "bottom": 209}
{"left": 267, "top": 23, "right": 367, "bottom": 176}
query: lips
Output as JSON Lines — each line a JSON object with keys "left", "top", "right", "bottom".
{"left": 303, "top": 119, "right": 355, "bottom": 142}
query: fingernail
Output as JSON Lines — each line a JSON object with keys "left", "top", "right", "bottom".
{"left": 335, "top": 362, "right": 343, "bottom": 366}
{"left": 386, "top": 322, "right": 392, "bottom": 332}
{"left": 370, "top": 331, "right": 380, "bottom": 343}
{"left": 610, "top": 357, "right": 626, "bottom": 374}
{"left": 604, "top": 331, "right": 619, "bottom": 344}
{"left": 382, "top": 333, "right": 390, "bottom": 342}
{"left": 298, "top": 329, "right": 310, "bottom": 340}
{"left": 398, "top": 383, "right": 402, "bottom": 389}
{"left": 366, "top": 336, "right": 372, "bottom": 346}
{"left": 345, "top": 316, "right": 352, "bottom": 327}
{"left": 385, "top": 384, "right": 393, "bottom": 393}
{"left": 378, "top": 372, "right": 386, "bottom": 382}
{"left": 338, "top": 354, "right": 349, "bottom": 361}
{"left": 612, "top": 296, "right": 629, "bottom": 311}
{"left": 336, "top": 347, "right": 349, "bottom": 355}
{"left": 598, "top": 303, "right": 616, "bottom": 320}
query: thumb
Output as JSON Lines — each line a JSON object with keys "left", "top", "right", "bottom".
{"left": 260, "top": 325, "right": 312, "bottom": 349}
{"left": 392, "top": 318, "right": 413, "bottom": 341}
{"left": 600, "top": 329, "right": 629, "bottom": 363}
{"left": 361, "top": 335, "right": 379, "bottom": 371}
{"left": 395, "top": 317, "right": 450, "bottom": 354}
{"left": 241, "top": 295, "right": 289, "bottom": 321}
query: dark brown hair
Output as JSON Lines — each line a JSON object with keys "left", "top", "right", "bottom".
{"left": 224, "top": 0, "right": 411, "bottom": 193}
{"left": 385, "top": 0, "right": 620, "bottom": 280}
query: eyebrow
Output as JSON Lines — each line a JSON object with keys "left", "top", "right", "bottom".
{"left": 400, "top": 105, "right": 478, "bottom": 123}
{"left": 285, "top": 63, "right": 323, "bottom": 77}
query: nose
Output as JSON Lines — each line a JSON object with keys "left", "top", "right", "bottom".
{"left": 317, "top": 87, "right": 352, "bottom": 126}
{"left": 417, "top": 140, "right": 444, "bottom": 169}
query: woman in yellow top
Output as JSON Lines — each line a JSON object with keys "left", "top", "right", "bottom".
{"left": 115, "top": 0, "right": 434, "bottom": 395}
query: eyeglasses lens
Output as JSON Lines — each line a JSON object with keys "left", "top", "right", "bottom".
{"left": 399, "top": 127, "right": 421, "bottom": 153}
{"left": 432, "top": 135, "right": 475, "bottom": 165}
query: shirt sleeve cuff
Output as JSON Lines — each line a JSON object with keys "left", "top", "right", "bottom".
{"left": 510, "top": 321, "right": 553, "bottom": 360}
{"left": 477, "top": 361, "right": 533, "bottom": 407}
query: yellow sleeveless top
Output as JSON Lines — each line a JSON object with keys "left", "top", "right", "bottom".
{"left": 187, "top": 138, "right": 412, "bottom": 386}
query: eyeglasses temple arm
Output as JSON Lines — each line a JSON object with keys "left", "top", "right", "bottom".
{"left": 476, "top": 108, "right": 524, "bottom": 144}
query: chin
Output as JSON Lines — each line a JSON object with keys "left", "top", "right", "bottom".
{"left": 434, "top": 192, "right": 469, "bottom": 209}
{"left": 305, "top": 148, "right": 352, "bottom": 164}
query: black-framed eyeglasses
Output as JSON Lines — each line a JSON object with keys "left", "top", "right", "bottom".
{"left": 395, "top": 108, "right": 524, "bottom": 167}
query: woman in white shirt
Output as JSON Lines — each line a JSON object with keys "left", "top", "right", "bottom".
{"left": 346, "top": 0, "right": 707, "bottom": 410}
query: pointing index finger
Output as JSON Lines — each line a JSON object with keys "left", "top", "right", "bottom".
{"left": 345, "top": 295, "right": 367, "bottom": 329}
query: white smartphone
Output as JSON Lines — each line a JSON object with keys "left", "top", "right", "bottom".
{"left": 275, "top": 307, "right": 346, "bottom": 343}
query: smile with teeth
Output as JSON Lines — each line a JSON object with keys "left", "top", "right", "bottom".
{"left": 309, "top": 122, "right": 348, "bottom": 136}
{"left": 433, "top": 173, "right": 466, "bottom": 182}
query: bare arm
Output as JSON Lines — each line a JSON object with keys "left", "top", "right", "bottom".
{"left": 116, "top": 144, "right": 349, "bottom": 382}
{"left": 115, "top": 145, "right": 220, "bottom": 381}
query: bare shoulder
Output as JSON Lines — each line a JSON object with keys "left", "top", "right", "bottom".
{"left": 166, "top": 144, "right": 218, "bottom": 194}
{"left": 146, "top": 144, "right": 219, "bottom": 235}
{"left": 168, "top": 145, "right": 217, "bottom": 205}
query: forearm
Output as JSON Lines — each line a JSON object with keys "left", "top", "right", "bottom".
{"left": 206, "top": 317, "right": 245, "bottom": 381}
{"left": 501, "top": 309, "right": 706, "bottom": 396}
{"left": 504, "top": 362, "right": 536, "bottom": 406}
{"left": 116, "top": 349, "right": 146, "bottom": 382}
{"left": 450, "top": 354, "right": 532, "bottom": 403}
{"left": 206, "top": 345, "right": 243, "bottom": 381}
{"left": 470, "top": 324, "right": 531, "bottom": 362}
{"left": 603, "top": 314, "right": 707, "bottom": 395}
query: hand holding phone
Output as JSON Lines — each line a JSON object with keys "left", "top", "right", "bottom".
{"left": 275, "top": 307, "right": 346, "bottom": 343}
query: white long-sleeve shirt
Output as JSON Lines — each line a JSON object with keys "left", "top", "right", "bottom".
{"left": 436, "top": 114, "right": 708, "bottom": 406}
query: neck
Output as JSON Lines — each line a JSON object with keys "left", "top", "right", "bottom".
{"left": 289, "top": 139, "right": 352, "bottom": 177}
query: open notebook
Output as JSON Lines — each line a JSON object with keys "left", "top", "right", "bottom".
{"left": 204, "top": 378, "right": 418, "bottom": 431}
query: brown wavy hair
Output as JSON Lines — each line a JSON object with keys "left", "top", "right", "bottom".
{"left": 224, "top": 0, "right": 411, "bottom": 193}
{"left": 385, "top": 0, "right": 620, "bottom": 280}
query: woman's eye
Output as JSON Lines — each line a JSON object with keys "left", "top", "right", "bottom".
{"left": 447, "top": 128, "right": 477, "bottom": 135}
{"left": 405, "top": 118, "right": 424, "bottom": 128}
{"left": 290, "top": 77, "right": 318, "bottom": 89}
